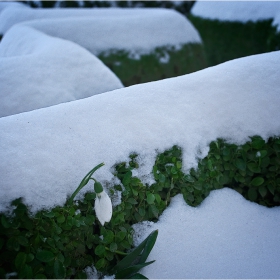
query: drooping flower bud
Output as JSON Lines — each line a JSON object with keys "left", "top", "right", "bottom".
{"left": 94, "top": 181, "right": 103, "bottom": 194}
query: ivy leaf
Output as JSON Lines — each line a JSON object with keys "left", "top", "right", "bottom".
{"left": 54, "top": 260, "right": 66, "bottom": 279}
{"left": 146, "top": 193, "right": 155, "bottom": 205}
{"left": 251, "top": 177, "right": 264, "bottom": 186}
{"left": 248, "top": 189, "right": 258, "bottom": 201}
{"left": 110, "top": 242, "right": 118, "bottom": 252}
{"left": 267, "top": 184, "right": 275, "bottom": 195}
{"left": 95, "top": 245, "right": 106, "bottom": 256}
{"left": 235, "top": 158, "right": 246, "bottom": 171}
{"left": 248, "top": 163, "right": 261, "bottom": 173}
{"left": 15, "top": 252, "right": 27, "bottom": 270}
{"left": 251, "top": 137, "right": 265, "bottom": 149}
{"left": 158, "top": 174, "right": 166, "bottom": 183}
{"left": 127, "top": 198, "right": 138, "bottom": 205}
{"left": 259, "top": 186, "right": 267, "bottom": 198}
{"left": 123, "top": 171, "right": 132, "bottom": 185}
{"left": 57, "top": 215, "right": 65, "bottom": 224}
{"left": 36, "top": 250, "right": 54, "bottom": 263}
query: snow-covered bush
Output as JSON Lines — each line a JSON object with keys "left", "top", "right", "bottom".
{"left": 1, "top": 136, "right": 280, "bottom": 278}
{"left": 1, "top": 50, "right": 280, "bottom": 278}
{"left": 189, "top": 1, "right": 280, "bottom": 66}
{"left": 0, "top": 7, "right": 206, "bottom": 85}
{"left": 0, "top": 25, "right": 123, "bottom": 117}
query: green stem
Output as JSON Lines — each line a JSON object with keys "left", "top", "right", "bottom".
{"left": 105, "top": 247, "right": 128, "bottom": 256}
{"left": 67, "top": 163, "right": 104, "bottom": 205}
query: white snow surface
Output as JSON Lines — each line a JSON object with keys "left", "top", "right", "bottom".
{"left": 0, "top": 51, "right": 280, "bottom": 213}
{"left": 0, "top": 8, "right": 201, "bottom": 55}
{"left": 0, "top": 25, "right": 123, "bottom": 117}
{"left": 0, "top": 1, "right": 28, "bottom": 14}
{"left": 191, "top": 1, "right": 280, "bottom": 30}
{"left": 132, "top": 188, "right": 280, "bottom": 279}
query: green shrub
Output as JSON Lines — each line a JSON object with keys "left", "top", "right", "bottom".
{"left": 1, "top": 135, "right": 279, "bottom": 278}
{"left": 189, "top": 15, "right": 280, "bottom": 67}
{"left": 98, "top": 44, "right": 207, "bottom": 86}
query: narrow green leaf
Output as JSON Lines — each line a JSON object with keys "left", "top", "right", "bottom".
{"left": 139, "top": 230, "right": 158, "bottom": 264}
{"left": 128, "top": 273, "right": 148, "bottom": 279}
{"left": 111, "top": 230, "right": 156, "bottom": 274}
{"left": 115, "top": 261, "right": 155, "bottom": 279}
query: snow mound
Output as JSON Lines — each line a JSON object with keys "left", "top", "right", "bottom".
{"left": 0, "top": 8, "right": 201, "bottom": 55}
{"left": 133, "top": 188, "right": 280, "bottom": 278}
{"left": 0, "top": 1, "right": 28, "bottom": 14}
{"left": 191, "top": 1, "right": 280, "bottom": 29}
{"left": 0, "top": 25, "right": 123, "bottom": 117}
{"left": 0, "top": 51, "right": 280, "bottom": 212}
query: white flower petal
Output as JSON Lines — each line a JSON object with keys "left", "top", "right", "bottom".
{"left": 94, "top": 191, "right": 112, "bottom": 226}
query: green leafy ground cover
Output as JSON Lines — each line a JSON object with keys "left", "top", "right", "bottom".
{"left": 98, "top": 44, "right": 207, "bottom": 86}
{"left": 188, "top": 15, "right": 280, "bottom": 67}
{"left": 1, "top": 135, "right": 279, "bottom": 279}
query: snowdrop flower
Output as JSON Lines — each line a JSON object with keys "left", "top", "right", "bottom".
{"left": 95, "top": 190, "right": 112, "bottom": 226}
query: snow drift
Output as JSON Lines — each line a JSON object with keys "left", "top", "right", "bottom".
{"left": 0, "top": 8, "right": 201, "bottom": 55}
{"left": 191, "top": 1, "right": 280, "bottom": 31}
{"left": 0, "top": 25, "right": 123, "bottom": 117}
{"left": 133, "top": 188, "right": 280, "bottom": 278}
{"left": 0, "top": 50, "right": 280, "bottom": 213}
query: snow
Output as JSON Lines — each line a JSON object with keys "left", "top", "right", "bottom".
{"left": 0, "top": 50, "right": 280, "bottom": 213}
{"left": 0, "top": 8, "right": 201, "bottom": 55}
{"left": 133, "top": 188, "right": 280, "bottom": 279}
{"left": 191, "top": 1, "right": 280, "bottom": 30}
{"left": 0, "top": 1, "right": 28, "bottom": 14}
{"left": 0, "top": 24, "right": 123, "bottom": 117}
